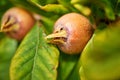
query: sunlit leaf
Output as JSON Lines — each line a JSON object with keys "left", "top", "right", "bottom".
{"left": 71, "top": 0, "right": 88, "bottom": 4}
{"left": 41, "top": 4, "right": 69, "bottom": 14}
{"left": 80, "top": 20, "right": 120, "bottom": 80}
{"left": 10, "top": 0, "right": 53, "bottom": 17}
{"left": 29, "top": 0, "right": 57, "bottom": 6}
{"left": 73, "top": 4, "right": 91, "bottom": 16}
{"left": 58, "top": 0, "right": 79, "bottom": 12}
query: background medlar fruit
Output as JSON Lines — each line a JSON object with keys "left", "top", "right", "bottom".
{"left": 1, "top": 7, "right": 35, "bottom": 41}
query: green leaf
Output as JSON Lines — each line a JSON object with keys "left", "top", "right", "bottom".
{"left": 58, "top": 0, "right": 79, "bottom": 12}
{"left": 80, "top": 20, "right": 120, "bottom": 80}
{"left": 104, "top": 6, "right": 115, "bottom": 20}
{"left": 0, "top": 0, "right": 13, "bottom": 21}
{"left": 57, "top": 52, "right": 80, "bottom": 80}
{"left": 40, "top": 17, "right": 55, "bottom": 34}
{"left": 41, "top": 4, "right": 69, "bottom": 14}
{"left": 0, "top": 37, "right": 17, "bottom": 61}
{"left": 71, "top": 0, "right": 88, "bottom": 4}
{"left": 10, "top": 0, "right": 53, "bottom": 17}
{"left": 67, "top": 57, "right": 81, "bottom": 80}
{"left": 73, "top": 4, "right": 91, "bottom": 16}
{"left": 91, "top": 5, "right": 105, "bottom": 20}
{"left": 115, "top": 0, "right": 120, "bottom": 16}
{"left": 0, "top": 36, "right": 18, "bottom": 80}
{"left": 10, "top": 24, "right": 59, "bottom": 80}
{"left": 0, "top": 61, "right": 11, "bottom": 80}
{"left": 0, "top": 33, "right": 5, "bottom": 39}
{"left": 29, "top": 0, "right": 57, "bottom": 6}
{"left": 90, "top": 0, "right": 115, "bottom": 20}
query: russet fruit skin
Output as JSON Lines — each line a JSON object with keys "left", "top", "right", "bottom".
{"left": 46, "top": 13, "right": 94, "bottom": 54}
{"left": 1, "top": 7, "right": 35, "bottom": 41}
{"left": 55, "top": 13, "right": 93, "bottom": 54}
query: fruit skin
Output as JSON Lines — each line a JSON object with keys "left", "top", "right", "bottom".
{"left": 47, "top": 13, "right": 94, "bottom": 54}
{"left": 1, "top": 7, "right": 35, "bottom": 41}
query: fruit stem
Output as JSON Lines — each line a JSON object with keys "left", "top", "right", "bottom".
{"left": 45, "top": 30, "right": 67, "bottom": 44}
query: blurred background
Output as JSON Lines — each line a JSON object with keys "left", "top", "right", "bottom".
{"left": 0, "top": 0, "right": 120, "bottom": 80}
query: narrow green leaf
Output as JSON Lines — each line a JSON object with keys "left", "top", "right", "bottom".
{"left": 73, "top": 4, "right": 91, "bottom": 16}
{"left": 80, "top": 21, "right": 120, "bottom": 80}
{"left": 41, "top": 4, "right": 69, "bottom": 14}
{"left": 10, "top": 24, "right": 59, "bottom": 80}
{"left": 10, "top": 0, "right": 53, "bottom": 17}
{"left": 29, "top": 0, "right": 46, "bottom": 6}
{"left": 71, "top": 0, "right": 88, "bottom": 4}
{"left": 29, "top": 0, "right": 57, "bottom": 6}
{"left": 0, "top": 37, "right": 17, "bottom": 80}
{"left": 67, "top": 57, "right": 81, "bottom": 80}
{"left": 58, "top": 0, "right": 79, "bottom": 12}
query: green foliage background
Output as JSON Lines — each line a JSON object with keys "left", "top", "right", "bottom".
{"left": 0, "top": 0, "right": 120, "bottom": 80}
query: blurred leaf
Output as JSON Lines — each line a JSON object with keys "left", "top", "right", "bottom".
{"left": 58, "top": 0, "right": 79, "bottom": 12}
{"left": 115, "top": 0, "right": 120, "bottom": 16}
{"left": 0, "top": 0, "right": 12, "bottom": 7}
{"left": 0, "top": 36, "right": 17, "bottom": 80}
{"left": 67, "top": 57, "right": 81, "bottom": 80}
{"left": 104, "top": 7, "right": 115, "bottom": 20}
{"left": 0, "top": 0, "right": 13, "bottom": 22}
{"left": 91, "top": 4, "right": 105, "bottom": 20}
{"left": 90, "top": 0, "right": 115, "bottom": 20}
{"left": 41, "top": 4, "right": 69, "bottom": 14}
{"left": 40, "top": 17, "right": 55, "bottom": 34}
{"left": 39, "top": 14, "right": 60, "bottom": 34}
{"left": 97, "top": 22, "right": 107, "bottom": 30}
{"left": 29, "top": 0, "right": 57, "bottom": 6}
{"left": 0, "top": 37, "right": 17, "bottom": 61}
{"left": 109, "top": 0, "right": 120, "bottom": 16}
{"left": 80, "top": 20, "right": 120, "bottom": 80}
{"left": 0, "top": 61, "right": 11, "bottom": 80}
{"left": 10, "top": 24, "right": 59, "bottom": 80}
{"left": 0, "top": 33, "right": 5, "bottom": 39}
{"left": 57, "top": 52, "right": 80, "bottom": 80}
{"left": 71, "top": 0, "right": 88, "bottom": 4}
{"left": 10, "top": 0, "right": 54, "bottom": 17}
{"left": 73, "top": 4, "right": 91, "bottom": 16}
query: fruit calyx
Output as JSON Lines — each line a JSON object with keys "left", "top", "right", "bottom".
{"left": 1, "top": 15, "right": 19, "bottom": 32}
{"left": 45, "top": 29, "right": 67, "bottom": 44}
